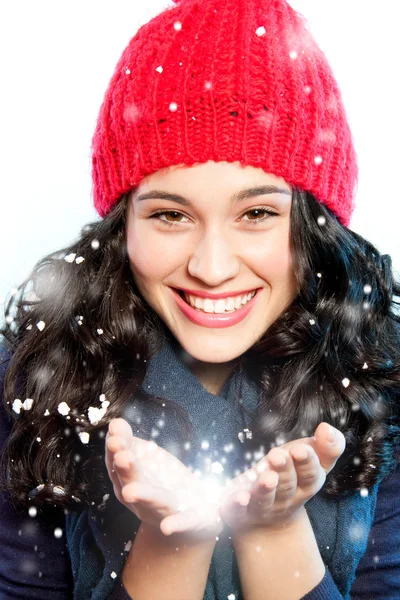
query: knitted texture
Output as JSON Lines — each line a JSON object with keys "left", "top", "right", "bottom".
{"left": 92, "top": 0, "right": 358, "bottom": 227}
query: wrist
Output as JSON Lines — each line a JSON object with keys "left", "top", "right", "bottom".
{"left": 230, "top": 506, "right": 309, "bottom": 544}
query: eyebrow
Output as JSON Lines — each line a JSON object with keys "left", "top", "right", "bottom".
{"left": 135, "top": 185, "right": 291, "bottom": 206}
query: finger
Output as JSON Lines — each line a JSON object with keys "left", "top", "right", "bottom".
{"left": 289, "top": 444, "right": 323, "bottom": 490}
{"left": 113, "top": 449, "right": 141, "bottom": 487}
{"left": 248, "top": 470, "right": 279, "bottom": 513}
{"left": 266, "top": 447, "right": 297, "bottom": 500}
{"left": 108, "top": 418, "right": 134, "bottom": 446}
{"left": 313, "top": 422, "right": 346, "bottom": 473}
{"left": 160, "top": 509, "right": 201, "bottom": 536}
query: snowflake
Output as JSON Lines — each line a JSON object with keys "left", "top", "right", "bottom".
{"left": 64, "top": 253, "right": 76, "bottom": 263}
{"left": 156, "top": 66, "right": 163, "bottom": 73}
{"left": 75, "top": 256, "right": 85, "bottom": 264}
{"left": 58, "top": 402, "right": 70, "bottom": 416}
{"left": 97, "top": 328, "right": 104, "bottom": 335}
{"left": 79, "top": 431, "right": 90, "bottom": 444}
{"left": 54, "top": 528, "right": 63, "bottom": 539}
{"left": 91, "top": 239, "right": 100, "bottom": 250}
{"left": 110, "top": 571, "right": 117, "bottom": 579}
{"left": 28, "top": 507, "right": 37, "bottom": 517}
{"left": 363, "top": 284, "right": 372, "bottom": 294}
{"left": 36, "top": 321, "right": 46, "bottom": 331}
{"left": 12, "top": 399, "right": 23, "bottom": 414}
{"left": 289, "top": 50, "right": 298, "bottom": 59}
{"left": 211, "top": 461, "right": 224, "bottom": 474}
{"left": 317, "top": 215, "right": 326, "bottom": 225}
{"left": 44, "top": 409, "right": 50, "bottom": 416}
{"left": 342, "top": 378, "right": 350, "bottom": 388}
{"left": 255, "top": 26, "right": 266, "bottom": 37}
{"left": 174, "top": 21, "right": 182, "bottom": 31}
{"left": 169, "top": 102, "right": 178, "bottom": 112}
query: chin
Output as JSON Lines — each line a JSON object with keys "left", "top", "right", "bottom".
{"left": 173, "top": 333, "right": 252, "bottom": 364}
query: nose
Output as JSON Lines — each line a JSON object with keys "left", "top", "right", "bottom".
{"left": 187, "top": 228, "right": 241, "bottom": 285}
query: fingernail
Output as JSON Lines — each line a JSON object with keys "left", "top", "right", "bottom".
{"left": 327, "top": 425, "right": 336, "bottom": 442}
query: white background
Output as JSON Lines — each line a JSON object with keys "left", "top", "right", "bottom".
{"left": 1, "top": 1, "right": 399, "bottom": 315}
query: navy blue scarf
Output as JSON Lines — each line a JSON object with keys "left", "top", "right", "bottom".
{"left": 65, "top": 339, "right": 381, "bottom": 599}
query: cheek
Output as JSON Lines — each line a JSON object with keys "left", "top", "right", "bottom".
{"left": 126, "top": 221, "right": 181, "bottom": 282}
{"left": 248, "top": 232, "right": 294, "bottom": 286}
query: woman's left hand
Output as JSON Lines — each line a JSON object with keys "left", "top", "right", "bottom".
{"left": 219, "top": 422, "right": 346, "bottom": 532}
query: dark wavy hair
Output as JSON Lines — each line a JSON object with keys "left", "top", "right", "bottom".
{"left": 1, "top": 189, "right": 400, "bottom": 511}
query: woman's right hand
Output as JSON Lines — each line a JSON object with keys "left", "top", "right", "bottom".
{"left": 105, "top": 418, "right": 223, "bottom": 540}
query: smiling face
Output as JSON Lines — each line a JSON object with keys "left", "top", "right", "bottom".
{"left": 125, "top": 160, "right": 299, "bottom": 365}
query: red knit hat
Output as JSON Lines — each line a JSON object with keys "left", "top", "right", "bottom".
{"left": 92, "top": 0, "right": 358, "bottom": 227}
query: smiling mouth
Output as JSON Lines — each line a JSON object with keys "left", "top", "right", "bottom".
{"left": 176, "top": 289, "right": 257, "bottom": 313}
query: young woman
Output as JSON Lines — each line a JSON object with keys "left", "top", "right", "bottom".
{"left": 1, "top": 0, "right": 399, "bottom": 599}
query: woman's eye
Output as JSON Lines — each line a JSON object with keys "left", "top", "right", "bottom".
{"left": 149, "top": 211, "right": 189, "bottom": 225}
{"left": 242, "top": 208, "right": 278, "bottom": 222}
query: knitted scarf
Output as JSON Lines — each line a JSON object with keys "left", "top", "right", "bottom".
{"left": 65, "top": 338, "right": 381, "bottom": 600}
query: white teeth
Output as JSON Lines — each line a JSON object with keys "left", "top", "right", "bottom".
{"left": 184, "top": 290, "right": 257, "bottom": 313}
{"left": 203, "top": 299, "right": 215, "bottom": 313}
{"left": 234, "top": 296, "right": 242, "bottom": 309}
{"left": 226, "top": 298, "right": 235, "bottom": 311}
{"left": 214, "top": 299, "right": 227, "bottom": 314}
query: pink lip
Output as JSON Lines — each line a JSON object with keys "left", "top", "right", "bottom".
{"left": 171, "top": 288, "right": 261, "bottom": 329}
{"left": 177, "top": 287, "right": 257, "bottom": 300}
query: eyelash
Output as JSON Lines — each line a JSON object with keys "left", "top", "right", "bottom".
{"left": 148, "top": 206, "right": 278, "bottom": 227}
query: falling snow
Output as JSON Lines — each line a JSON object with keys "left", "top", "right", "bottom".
{"left": 362, "top": 362, "right": 368, "bottom": 369}
{"left": 348, "top": 522, "right": 367, "bottom": 543}
{"left": 44, "top": 409, "right": 50, "bottom": 416}
{"left": 367, "top": 437, "right": 373, "bottom": 442}
{"left": 317, "top": 216, "right": 326, "bottom": 226}
{"left": 342, "top": 378, "right": 350, "bottom": 388}
{"left": 88, "top": 399, "right": 110, "bottom": 425}
{"left": 28, "top": 507, "right": 37, "bottom": 517}
{"left": 169, "top": 102, "right": 178, "bottom": 112}
{"left": 156, "top": 66, "right": 163, "bottom": 73}
{"left": 110, "top": 571, "right": 117, "bottom": 579}
{"left": 64, "top": 253, "right": 76, "bottom": 263}
{"left": 91, "top": 239, "right": 100, "bottom": 250}
{"left": 255, "top": 26, "right": 266, "bottom": 37}
{"left": 314, "top": 156, "right": 323, "bottom": 165}
{"left": 124, "top": 540, "right": 133, "bottom": 552}
{"left": 289, "top": 50, "right": 298, "bottom": 59}
{"left": 79, "top": 432, "right": 90, "bottom": 444}
{"left": 363, "top": 284, "right": 372, "bottom": 294}
{"left": 125, "top": 69, "right": 131, "bottom": 75}
{"left": 54, "top": 528, "right": 63, "bottom": 539}
{"left": 174, "top": 21, "right": 182, "bottom": 31}
{"left": 238, "top": 428, "right": 252, "bottom": 443}
{"left": 211, "top": 461, "right": 224, "bottom": 474}
{"left": 58, "top": 402, "right": 71, "bottom": 416}
{"left": 36, "top": 321, "right": 46, "bottom": 331}
{"left": 75, "top": 256, "right": 85, "bottom": 264}
{"left": 309, "top": 319, "right": 315, "bottom": 325}
{"left": 12, "top": 399, "right": 23, "bottom": 414}
{"left": 360, "top": 488, "right": 369, "bottom": 498}
{"left": 228, "top": 595, "right": 236, "bottom": 600}
{"left": 201, "top": 440, "right": 210, "bottom": 450}
{"left": 97, "top": 328, "right": 104, "bottom": 335}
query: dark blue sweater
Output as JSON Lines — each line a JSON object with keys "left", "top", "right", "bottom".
{"left": 1, "top": 344, "right": 400, "bottom": 599}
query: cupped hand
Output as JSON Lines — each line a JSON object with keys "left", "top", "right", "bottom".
{"left": 219, "top": 422, "right": 346, "bottom": 532}
{"left": 105, "top": 418, "right": 223, "bottom": 539}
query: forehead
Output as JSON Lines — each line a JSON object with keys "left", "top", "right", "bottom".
{"left": 133, "top": 160, "right": 292, "bottom": 202}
